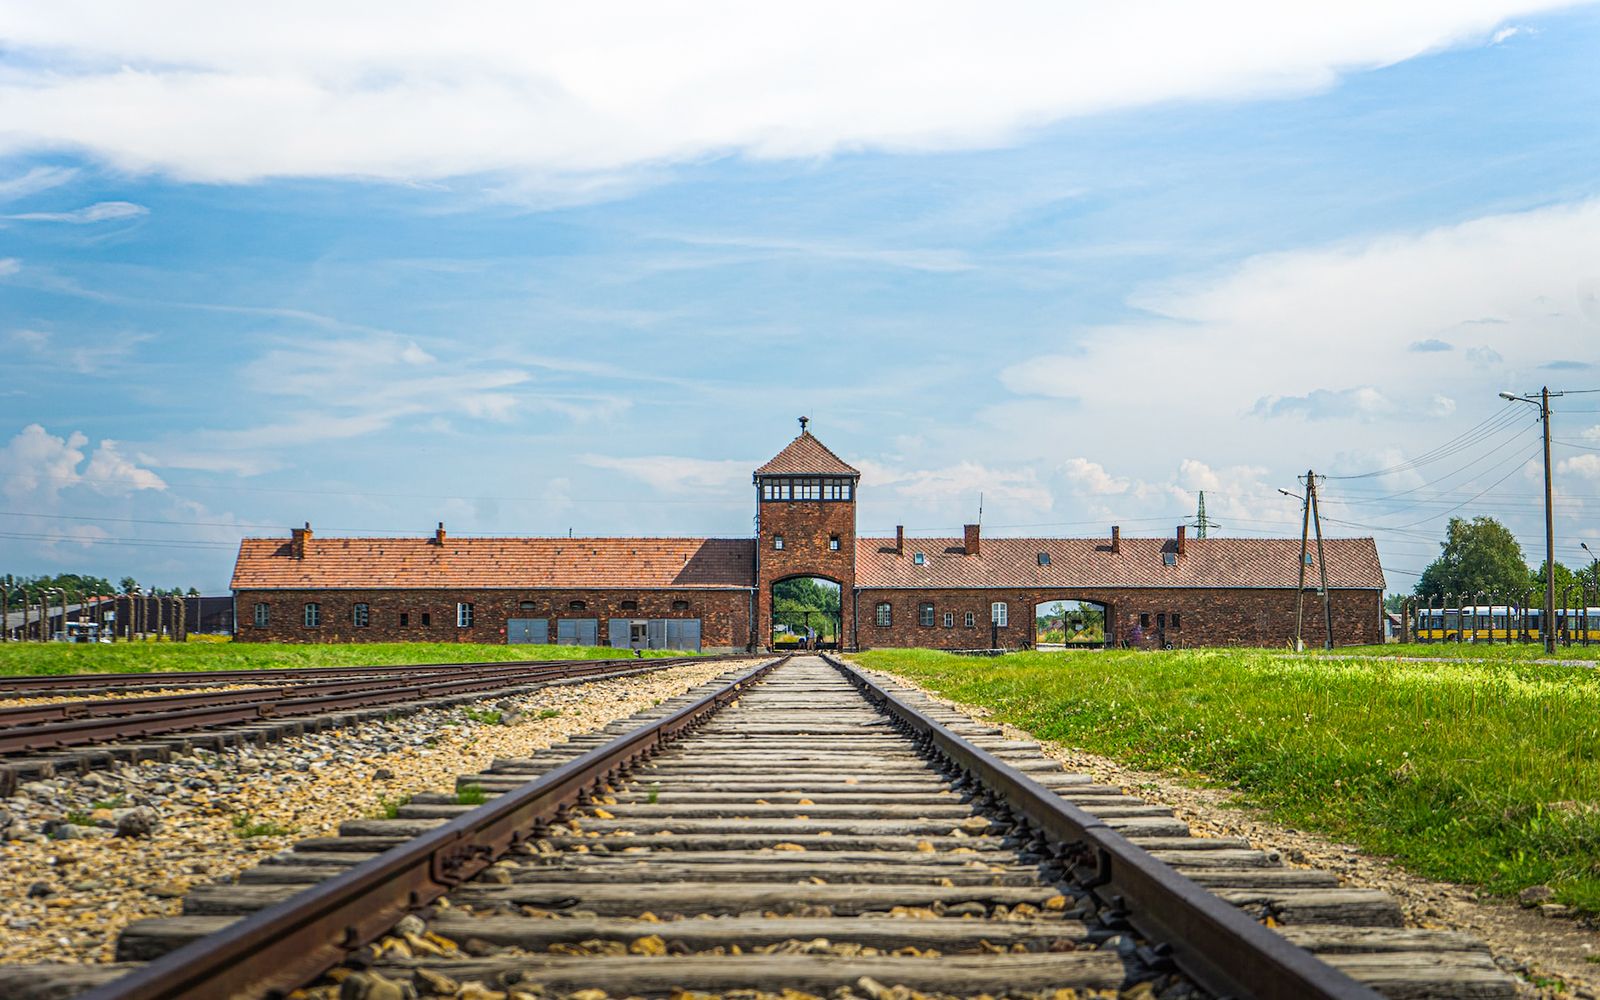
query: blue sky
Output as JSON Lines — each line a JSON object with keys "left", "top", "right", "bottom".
{"left": 2, "top": 2, "right": 1598, "bottom": 592}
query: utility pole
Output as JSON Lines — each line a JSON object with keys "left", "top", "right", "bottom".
{"left": 1292, "top": 471, "right": 1312, "bottom": 652}
{"left": 1500, "top": 387, "right": 1562, "bottom": 654}
{"left": 1190, "top": 491, "right": 1220, "bottom": 539}
{"left": 1309, "top": 475, "right": 1335, "bottom": 650}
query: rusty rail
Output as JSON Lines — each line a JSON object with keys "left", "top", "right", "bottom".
{"left": 825, "top": 654, "right": 1381, "bottom": 1000}
{"left": 0, "top": 656, "right": 733, "bottom": 755}
{"left": 75, "top": 656, "right": 784, "bottom": 1000}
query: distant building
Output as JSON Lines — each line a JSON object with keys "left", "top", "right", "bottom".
{"left": 231, "top": 429, "right": 1384, "bottom": 650}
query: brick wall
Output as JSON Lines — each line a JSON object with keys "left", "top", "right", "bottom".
{"left": 757, "top": 496, "right": 857, "bottom": 648}
{"left": 233, "top": 588, "right": 751, "bottom": 651}
{"left": 853, "top": 586, "right": 1382, "bottom": 650}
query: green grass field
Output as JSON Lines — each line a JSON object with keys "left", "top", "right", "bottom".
{"left": 856, "top": 647, "right": 1600, "bottom": 913}
{"left": 0, "top": 641, "right": 693, "bottom": 677}
{"left": 1323, "top": 642, "right": 1600, "bottom": 662}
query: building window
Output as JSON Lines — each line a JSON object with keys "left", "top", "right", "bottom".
{"left": 795, "top": 478, "right": 822, "bottom": 500}
{"left": 773, "top": 535, "right": 785, "bottom": 550}
{"left": 303, "top": 603, "right": 321, "bottom": 628}
{"left": 672, "top": 599, "right": 690, "bottom": 611}
{"left": 965, "top": 611, "right": 975, "bottom": 628}
{"left": 519, "top": 600, "right": 537, "bottom": 611}
{"left": 913, "top": 552, "right": 925, "bottom": 565}
{"left": 352, "top": 603, "right": 369, "bottom": 628}
{"left": 421, "top": 612, "right": 431, "bottom": 627}
{"left": 253, "top": 603, "right": 269, "bottom": 627}
{"left": 990, "top": 602, "right": 1008, "bottom": 627}
{"left": 1304, "top": 552, "right": 1314, "bottom": 565}
{"left": 399, "top": 612, "right": 410, "bottom": 627}
{"left": 620, "top": 599, "right": 638, "bottom": 611}
{"left": 943, "top": 612, "right": 954, "bottom": 628}
{"left": 1172, "top": 612, "right": 1181, "bottom": 629}
{"left": 1163, "top": 552, "right": 1177, "bottom": 566}
{"left": 1038, "top": 552, "right": 1051, "bottom": 567}
{"left": 1140, "top": 613, "right": 1151, "bottom": 628}
{"left": 569, "top": 600, "right": 587, "bottom": 611}
{"left": 457, "top": 603, "right": 474, "bottom": 628}
{"left": 875, "top": 603, "right": 892, "bottom": 627}
{"left": 919, "top": 603, "right": 935, "bottom": 627}
{"left": 829, "top": 535, "right": 840, "bottom": 551}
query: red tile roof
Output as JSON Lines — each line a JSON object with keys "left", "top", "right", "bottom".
{"left": 856, "top": 536, "right": 1384, "bottom": 590}
{"left": 754, "top": 432, "right": 860, "bottom": 477}
{"left": 231, "top": 537, "right": 756, "bottom": 591}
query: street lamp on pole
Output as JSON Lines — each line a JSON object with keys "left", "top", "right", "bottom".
{"left": 1499, "top": 388, "right": 1561, "bottom": 654}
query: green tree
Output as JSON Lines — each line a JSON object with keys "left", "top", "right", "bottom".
{"left": 119, "top": 577, "right": 138, "bottom": 594}
{"left": 1532, "top": 560, "right": 1579, "bottom": 598}
{"left": 772, "top": 577, "right": 841, "bottom": 640}
{"left": 1414, "top": 517, "right": 1529, "bottom": 599}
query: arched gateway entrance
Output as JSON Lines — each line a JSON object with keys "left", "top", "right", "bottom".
{"left": 771, "top": 576, "right": 842, "bottom": 650}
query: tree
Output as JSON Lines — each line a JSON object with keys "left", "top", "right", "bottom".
{"left": 1532, "top": 560, "right": 1578, "bottom": 598}
{"left": 772, "top": 577, "right": 841, "bottom": 640}
{"left": 119, "top": 577, "right": 138, "bottom": 594}
{"left": 1383, "top": 593, "right": 1407, "bottom": 613}
{"left": 187, "top": 587, "right": 200, "bottom": 596}
{"left": 1414, "top": 517, "right": 1529, "bottom": 599}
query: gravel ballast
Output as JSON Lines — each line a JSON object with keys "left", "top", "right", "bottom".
{"left": 0, "top": 658, "right": 743, "bottom": 965}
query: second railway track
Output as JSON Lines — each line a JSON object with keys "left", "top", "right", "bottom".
{"left": 3, "top": 655, "right": 1515, "bottom": 1000}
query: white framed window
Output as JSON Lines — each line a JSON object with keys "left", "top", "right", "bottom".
{"left": 253, "top": 603, "right": 269, "bottom": 627}
{"left": 943, "top": 612, "right": 954, "bottom": 628}
{"left": 919, "top": 603, "right": 935, "bottom": 627}
{"left": 352, "top": 603, "right": 369, "bottom": 628}
{"left": 965, "top": 611, "right": 976, "bottom": 628}
{"left": 829, "top": 535, "right": 840, "bottom": 551}
{"left": 457, "top": 602, "right": 474, "bottom": 628}
{"left": 303, "top": 603, "right": 321, "bottom": 627}
{"left": 875, "top": 602, "right": 892, "bottom": 627}
{"left": 990, "top": 602, "right": 1008, "bottom": 627}
{"left": 913, "top": 552, "right": 926, "bottom": 566}
{"left": 773, "top": 535, "right": 785, "bottom": 550}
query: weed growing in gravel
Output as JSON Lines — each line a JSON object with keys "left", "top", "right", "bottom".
{"left": 858, "top": 647, "right": 1600, "bottom": 915}
{"left": 461, "top": 707, "right": 504, "bottom": 725}
{"left": 90, "top": 795, "right": 128, "bottom": 810}
{"left": 537, "top": 708, "right": 563, "bottom": 719}
{"left": 456, "top": 784, "right": 488, "bottom": 806}
{"left": 231, "top": 814, "right": 295, "bottom": 838}
{"left": 63, "top": 810, "right": 94, "bottom": 826}
{"left": 375, "top": 794, "right": 412, "bottom": 819}
{"left": 646, "top": 784, "right": 660, "bottom": 804}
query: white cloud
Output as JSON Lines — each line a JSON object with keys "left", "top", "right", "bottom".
{"left": 580, "top": 455, "right": 752, "bottom": 494}
{"left": 4, "top": 201, "right": 147, "bottom": 223}
{"left": 856, "top": 458, "right": 1051, "bottom": 509}
{"left": 1060, "top": 457, "right": 1129, "bottom": 495}
{"left": 0, "top": 3, "right": 1565, "bottom": 184}
{"left": 0, "top": 258, "right": 19, "bottom": 276}
{"left": 0, "top": 424, "right": 166, "bottom": 500}
{"left": 1560, "top": 454, "right": 1600, "bottom": 479}
{"left": 0, "top": 165, "right": 79, "bottom": 200}
{"left": 1490, "top": 24, "right": 1524, "bottom": 43}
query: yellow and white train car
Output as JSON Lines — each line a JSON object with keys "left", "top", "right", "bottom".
{"left": 1412, "top": 605, "right": 1600, "bottom": 642}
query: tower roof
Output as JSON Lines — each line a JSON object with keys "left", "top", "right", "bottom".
{"left": 754, "top": 431, "right": 860, "bottom": 478}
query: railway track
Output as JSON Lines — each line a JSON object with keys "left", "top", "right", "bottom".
{"left": 0, "top": 655, "right": 1514, "bottom": 1000}
{"left": 0, "top": 656, "right": 726, "bottom": 795}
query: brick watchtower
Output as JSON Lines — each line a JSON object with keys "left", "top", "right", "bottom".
{"left": 754, "top": 419, "right": 860, "bottom": 650}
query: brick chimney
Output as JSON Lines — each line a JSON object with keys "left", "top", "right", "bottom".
{"left": 1110, "top": 525, "right": 1120, "bottom": 555}
{"left": 290, "top": 522, "right": 312, "bottom": 560}
{"left": 1176, "top": 525, "right": 1187, "bottom": 557}
{"left": 963, "top": 523, "right": 981, "bottom": 556}
{"left": 435, "top": 521, "right": 447, "bottom": 546}
{"left": 895, "top": 525, "right": 905, "bottom": 555}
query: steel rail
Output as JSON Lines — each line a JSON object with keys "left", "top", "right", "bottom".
{"left": 824, "top": 654, "right": 1383, "bottom": 1000}
{"left": 0, "top": 657, "right": 720, "bottom": 755}
{"left": 0, "top": 657, "right": 715, "bottom": 727}
{"left": 76, "top": 655, "right": 786, "bottom": 1000}
{"left": 0, "top": 655, "right": 723, "bottom": 695}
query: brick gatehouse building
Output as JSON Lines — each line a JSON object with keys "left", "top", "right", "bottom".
{"left": 231, "top": 428, "right": 1384, "bottom": 650}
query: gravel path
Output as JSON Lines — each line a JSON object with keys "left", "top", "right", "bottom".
{"left": 875, "top": 665, "right": 1600, "bottom": 1000}
{"left": 0, "top": 658, "right": 744, "bottom": 965}
{"left": 0, "top": 684, "right": 272, "bottom": 710}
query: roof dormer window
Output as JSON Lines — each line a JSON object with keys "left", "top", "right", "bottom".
{"left": 913, "top": 552, "right": 925, "bottom": 566}
{"left": 1038, "top": 552, "right": 1051, "bottom": 566}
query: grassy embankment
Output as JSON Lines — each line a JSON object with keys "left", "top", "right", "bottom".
{"left": 857, "top": 647, "right": 1600, "bottom": 913}
{"left": 0, "top": 641, "right": 692, "bottom": 677}
{"left": 1324, "top": 642, "right": 1600, "bottom": 662}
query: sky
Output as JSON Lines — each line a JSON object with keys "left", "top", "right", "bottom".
{"left": 1, "top": 2, "right": 1598, "bottom": 594}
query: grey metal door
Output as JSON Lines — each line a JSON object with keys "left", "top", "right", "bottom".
{"left": 607, "top": 619, "right": 633, "bottom": 648}
{"left": 664, "top": 618, "right": 701, "bottom": 652}
{"left": 647, "top": 619, "right": 667, "bottom": 649}
{"left": 557, "top": 618, "right": 598, "bottom": 646}
{"left": 506, "top": 618, "right": 548, "bottom": 644}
